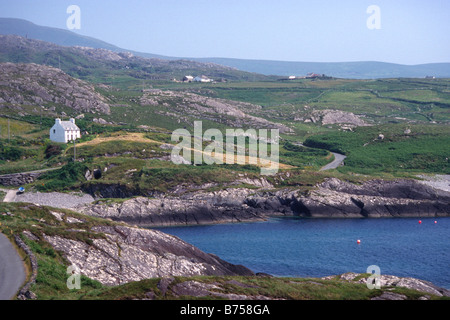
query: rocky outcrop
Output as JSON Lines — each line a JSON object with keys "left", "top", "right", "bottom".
{"left": 77, "top": 178, "right": 450, "bottom": 226}
{"left": 323, "top": 272, "right": 450, "bottom": 299}
{"left": 0, "top": 62, "right": 110, "bottom": 114}
{"left": 140, "top": 89, "right": 292, "bottom": 133}
{"left": 308, "top": 109, "right": 369, "bottom": 127}
{"left": 77, "top": 188, "right": 266, "bottom": 226}
{"left": 298, "top": 178, "right": 450, "bottom": 218}
{"left": 44, "top": 224, "right": 253, "bottom": 286}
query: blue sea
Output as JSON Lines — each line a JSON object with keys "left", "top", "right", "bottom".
{"left": 155, "top": 217, "right": 450, "bottom": 289}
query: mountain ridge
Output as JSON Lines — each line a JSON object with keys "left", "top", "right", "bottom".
{"left": 1, "top": 17, "right": 450, "bottom": 79}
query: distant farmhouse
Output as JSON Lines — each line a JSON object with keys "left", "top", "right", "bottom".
{"left": 278, "top": 74, "right": 331, "bottom": 81}
{"left": 50, "top": 118, "right": 81, "bottom": 143}
{"left": 193, "top": 75, "right": 213, "bottom": 83}
{"left": 182, "top": 75, "right": 214, "bottom": 83}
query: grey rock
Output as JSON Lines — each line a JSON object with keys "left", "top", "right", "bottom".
{"left": 371, "top": 292, "right": 408, "bottom": 300}
{"left": 77, "top": 178, "right": 450, "bottom": 227}
{"left": 43, "top": 225, "right": 253, "bottom": 286}
{"left": 328, "top": 272, "right": 450, "bottom": 298}
{"left": 139, "top": 90, "right": 292, "bottom": 133}
{"left": 0, "top": 62, "right": 110, "bottom": 114}
{"left": 310, "top": 109, "right": 369, "bottom": 127}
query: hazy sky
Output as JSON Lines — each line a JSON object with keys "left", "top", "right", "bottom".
{"left": 0, "top": 0, "right": 449, "bottom": 64}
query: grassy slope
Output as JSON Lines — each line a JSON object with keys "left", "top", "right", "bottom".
{"left": 304, "top": 124, "right": 450, "bottom": 175}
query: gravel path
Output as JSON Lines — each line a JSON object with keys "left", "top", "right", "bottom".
{"left": 13, "top": 191, "right": 95, "bottom": 209}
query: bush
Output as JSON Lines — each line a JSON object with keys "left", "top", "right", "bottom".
{"left": 37, "top": 162, "right": 88, "bottom": 191}
{"left": 44, "top": 144, "right": 63, "bottom": 159}
{"left": 0, "top": 144, "right": 23, "bottom": 161}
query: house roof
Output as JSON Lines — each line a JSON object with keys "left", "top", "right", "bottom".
{"left": 59, "top": 121, "right": 80, "bottom": 131}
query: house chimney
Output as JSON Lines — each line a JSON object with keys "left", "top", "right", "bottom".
{"left": 70, "top": 118, "right": 75, "bottom": 124}
{"left": 55, "top": 118, "right": 61, "bottom": 124}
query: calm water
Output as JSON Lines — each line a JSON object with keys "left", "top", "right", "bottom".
{"left": 155, "top": 217, "right": 450, "bottom": 289}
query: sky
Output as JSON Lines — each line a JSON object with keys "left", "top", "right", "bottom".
{"left": 0, "top": 0, "right": 449, "bottom": 64}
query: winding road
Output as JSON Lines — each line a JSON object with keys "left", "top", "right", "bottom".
{"left": 320, "top": 152, "right": 347, "bottom": 171}
{"left": 291, "top": 141, "right": 346, "bottom": 171}
{"left": 1, "top": 188, "right": 26, "bottom": 300}
{"left": 0, "top": 233, "right": 26, "bottom": 300}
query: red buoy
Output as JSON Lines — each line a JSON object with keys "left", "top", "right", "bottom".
{"left": 357, "top": 239, "right": 361, "bottom": 244}
{"left": 418, "top": 220, "right": 422, "bottom": 224}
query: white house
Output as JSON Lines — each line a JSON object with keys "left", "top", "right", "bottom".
{"left": 193, "top": 75, "right": 213, "bottom": 83}
{"left": 50, "top": 118, "right": 81, "bottom": 143}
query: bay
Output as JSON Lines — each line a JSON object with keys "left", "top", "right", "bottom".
{"left": 155, "top": 217, "right": 450, "bottom": 289}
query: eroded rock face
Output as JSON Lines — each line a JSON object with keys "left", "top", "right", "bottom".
{"left": 77, "top": 178, "right": 450, "bottom": 227}
{"left": 44, "top": 225, "right": 253, "bottom": 286}
{"left": 77, "top": 188, "right": 266, "bottom": 226}
{"left": 299, "top": 178, "right": 450, "bottom": 218}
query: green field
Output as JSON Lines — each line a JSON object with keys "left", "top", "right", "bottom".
{"left": 1, "top": 77, "right": 449, "bottom": 189}
{"left": 304, "top": 124, "right": 450, "bottom": 175}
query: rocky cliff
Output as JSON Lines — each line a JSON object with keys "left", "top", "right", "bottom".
{"left": 77, "top": 177, "right": 450, "bottom": 226}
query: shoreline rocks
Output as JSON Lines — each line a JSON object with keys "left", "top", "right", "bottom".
{"left": 76, "top": 178, "right": 450, "bottom": 227}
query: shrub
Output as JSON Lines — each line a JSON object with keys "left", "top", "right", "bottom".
{"left": 0, "top": 144, "right": 23, "bottom": 161}
{"left": 37, "top": 162, "right": 88, "bottom": 191}
{"left": 44, "top": 144, "right": 63, "bottom": 159}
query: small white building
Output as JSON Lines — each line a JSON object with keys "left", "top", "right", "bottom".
{"left": 194, "top": 75, "right": 213, "bottom": 83}
{"left": 50, "top": 118, "right": 81, "bottom": 143}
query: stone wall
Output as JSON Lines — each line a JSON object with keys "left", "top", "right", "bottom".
{"left": 15, "top": 234, "right": 38, "bottom": 300}
{"left": 0, "top": 172, "right": 44, "bottom": 187}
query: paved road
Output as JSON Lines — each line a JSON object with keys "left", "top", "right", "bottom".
{"left": 320, "top": 152, "right": 347, "bottom": 171}
{"left": 0, "top": 233, "right": 26, "bottom": 300}
{"left": 290, "top": 142, "right": 346, "bottom": 171}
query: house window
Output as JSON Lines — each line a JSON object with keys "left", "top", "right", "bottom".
{"left": 53, "top": 129, "right": 56, "bottom": 134}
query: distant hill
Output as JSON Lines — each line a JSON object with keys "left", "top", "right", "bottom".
{"left": 1, "top": 17, "right": 450, "bottom": 79}
{"left": 192, "top": 58, "right": 450, "bottom": 79}
{"left": 0, "top": 17, "right": 168, "bottom": 59}
{"left": 0, "top": 34, "right": 270, "bottom": 83}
